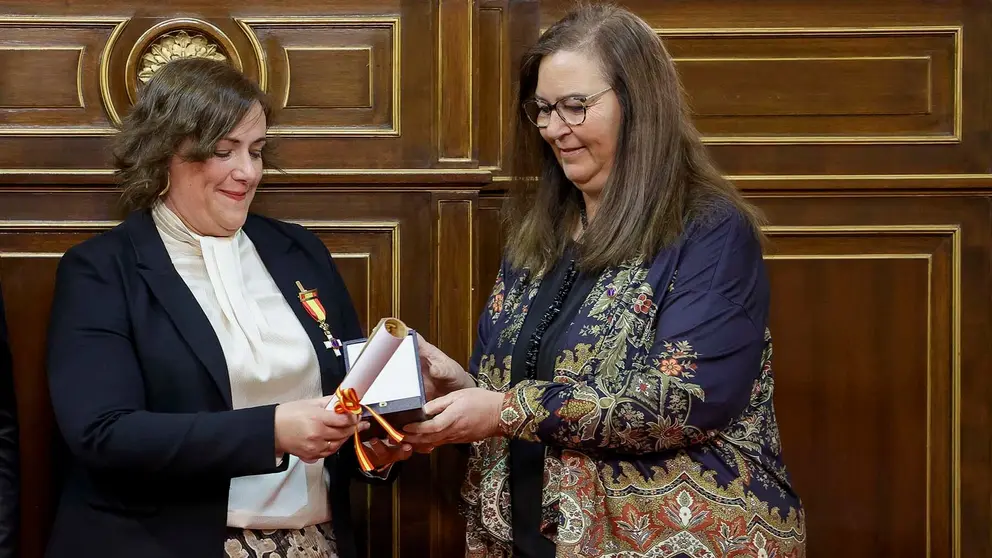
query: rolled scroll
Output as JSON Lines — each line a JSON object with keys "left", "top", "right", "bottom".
{"left": 324, "top": 317, "right": 409, "bottom": 410}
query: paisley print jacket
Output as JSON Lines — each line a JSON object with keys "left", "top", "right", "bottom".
{"left": 461, "top": 209, "right": 807, "bottom": 557}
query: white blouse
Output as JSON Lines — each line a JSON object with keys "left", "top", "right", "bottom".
{"left": 152, "top": 202, "right": 331, "bottom": 530}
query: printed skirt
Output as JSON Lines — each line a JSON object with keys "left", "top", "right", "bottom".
{"left": 224, "top": 522, "right": 338, "bottom": 558}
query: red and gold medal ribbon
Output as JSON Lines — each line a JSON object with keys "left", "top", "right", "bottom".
{"left": 333, "top": 387, "right": 405, "bottom": 472}
{"left": 299, "top": 291, "right": 327, "bottom": 322}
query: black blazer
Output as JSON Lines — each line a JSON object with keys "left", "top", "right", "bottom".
{"left": 45, "top": 209, "right": 388, "bottom": 558}
{"left": 0, "top": 285, "right": 19, "bottom": 558}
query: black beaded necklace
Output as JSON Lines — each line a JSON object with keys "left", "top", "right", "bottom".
{"left": 522, "top": 206, "right": 587, "bottom": 380}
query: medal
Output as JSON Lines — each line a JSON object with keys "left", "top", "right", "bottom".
{"left": 296, "top": 281, "right": 342, "bottom": 356}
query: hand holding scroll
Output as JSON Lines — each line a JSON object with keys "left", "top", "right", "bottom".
{"left": 402, "top": 388, "right": 503, "bottom": 451}
{"left": 274, "top": 396, "right": 364, "bottom": 463}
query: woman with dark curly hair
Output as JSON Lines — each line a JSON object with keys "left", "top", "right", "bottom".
{"left": 44, "top": 57, "right": 411, "bottom": 558}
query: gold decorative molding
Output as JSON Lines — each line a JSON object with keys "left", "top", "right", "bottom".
{"left": 762, "top": 223, "right": 961, "bottom": 557}
{"left": 329, "top": 252, "right": 373, "bottom": 325}
{"left": 436, "top": 0, "right": 475, "bottom": 162}
{"left": 436, "top": 199, "right": 475, "bottom": 362}
{"left": 658, "top": 26, "right": 963, "bottom": 145}
{"left": 0, "top": 46, "right": 85, "bottom": 109}
{"left": 536, "top": 24, "right": 962, "bottom": 146}
{"left": 124, "top": 19, "right": 243, "bottom": 107}
{"left": 0, "top": 16, "right": 127, "bottom": 136}
{"left": 478, "top": 5, "right": 507, "bottom": 173}
{"left": 234, "top": 16, "right": 401, "bottom": 137}
{"left": 290, "top": 220, "right": 401, "bottom": 318}
{"left": 281, "top": 46, "right": 374, "bottom": 109}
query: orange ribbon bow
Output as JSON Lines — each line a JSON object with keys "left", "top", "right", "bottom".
{"left": 333, "top": 387, "right": 405, "bottom": 472}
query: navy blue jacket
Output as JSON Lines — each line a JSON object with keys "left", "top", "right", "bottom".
{"left": 45, "top": 209, "right": 383, "bottom": 558}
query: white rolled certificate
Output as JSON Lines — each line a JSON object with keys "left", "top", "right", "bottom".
{"left": 325, "top": 317, "right": 409, "bottom": 410}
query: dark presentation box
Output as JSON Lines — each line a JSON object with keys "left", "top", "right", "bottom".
{"left": 342, "top": 330, "right": 427, "bottom": 440}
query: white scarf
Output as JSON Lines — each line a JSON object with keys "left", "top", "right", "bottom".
{"left": 152, "top": 203, "right": 331, "bottom": 529}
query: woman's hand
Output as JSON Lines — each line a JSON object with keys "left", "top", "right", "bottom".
{"left": 402, "top": 388, "right": 504, "bottom": 450}
{"left": 417, "top": 333, "right": 476, "bottom": 400}
{"left": 274, "top": 397, "right": 366, "bottom": 463}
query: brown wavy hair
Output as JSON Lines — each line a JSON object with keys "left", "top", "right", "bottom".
{"left": 112, "top": 57, "right": 274, "bottom": 212}
{"left": 503, "top": 3, "right": 765, "bottom": 274}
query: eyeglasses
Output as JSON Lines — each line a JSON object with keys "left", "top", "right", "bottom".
{"left": 522, "top": 87, "right": 612, "bottom": 128}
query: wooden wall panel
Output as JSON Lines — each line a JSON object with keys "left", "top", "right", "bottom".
{"left": 0, "top": 18, "right": 123, "bottom": 135}
{"left": 246, "top": 17, "right": 401, "bottom": 135}
{"left": 437, "top": 0, "right": 477, "bottom": 165}
{"left": 0, "top": 232, "right": 84, "bottom": 558}
{"left": 765, "top": 227, "right": 955, "bottom": 557}
{"left": 667, "top": 28, "right": 958, "bottom": 142}
{"left": 755, "top": 195, "right": 992, "bottom": 558}
{"left": 430, "top": 194, "right": 476, "bottom": 558}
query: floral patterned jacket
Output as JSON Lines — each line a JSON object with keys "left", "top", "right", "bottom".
{"left": 461, "top": 209, "right": 807, "bottom": 557}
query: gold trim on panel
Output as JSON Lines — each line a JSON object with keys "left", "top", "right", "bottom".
{"left": 656, "top": 25, "right": 963, "bottom": 145}
{"left": 436, "top": 5, "right": 444, "bottom": 158}
{"left": 0, "top": 168, "right": 116, "bottom": 175}
{"left": 479, "top": 6, "right": 507, "bottom": 171}
{"left": 731, "top": 173, "right": 992, "bottom": 182}
{"left": 481, "top": 172, "right": 992, "bottom": 184}
{"left": 953, "top": 27, "right": 963, "bottom": 146}
{"left": 0, "top": 16, "right": 125, "bottom": 24}
{"left": 435, "top": 199, "right": 475, "bottom": 362}
{"left": 99, "top": 17, "right": 131, "bottom": 128}
{"left": 0, "top": 47, "right": 86, "bottom": 109}
{"left": 675, "top": 55, "right": 935, "bottom": 140}
{"left": 436, "top": 1, "right": 475, "bottom": 161}
{"left": 3, "top": 168, "right": 990, "bottom": 186}
{"left": 950, "top": 224, "right": 961, "bottom": 558}
{"left": 0, "top": 168, "right": 494, "bottom": 178}
{"left": 764, "top": 223, "right": 961, "bottom": 557}
{"left": 762, "top": 224, "right": 960, "bottom": 234}
{"left": 282, "top": 47, "right": 374, "bottom": 109}
{"left": 234, "top": 18, "right": 268, "bottom": 92}
{"left": 0, "top": 220, "right": 120, "bottom": 231}
{"left": 77, "top": 45, "right": 86, "bottom": 108}
{"left": 466, "top": 0, "right": 475, "bottom": 160}
{"left": 763, "top": 253, "right": 932, "bottom": 259}
{"left": 329, "top": 252, "right": 373, "bottom": 332}
{"left": 0, "top": 17, "right": 127, "bottom": 135}
{"left": 235, "top": 17, "right": 401, "bottom": 137}
{"left": 261, "top": 167, "right": 490, "bottom": 177}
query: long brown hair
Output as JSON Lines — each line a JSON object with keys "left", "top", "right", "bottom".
{"left": 112, "top": 57, "right": 274, "bottom": 212}
{"left": 504, "top": 2, "right": 764, "bottom": 274}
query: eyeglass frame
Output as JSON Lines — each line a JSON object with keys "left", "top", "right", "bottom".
{"left": 521, "top": 87, "right": 613, "bottom": 128}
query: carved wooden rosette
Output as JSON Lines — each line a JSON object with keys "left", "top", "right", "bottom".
{"left": 99, "top": 17, "right": 257, "bottom": 126}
